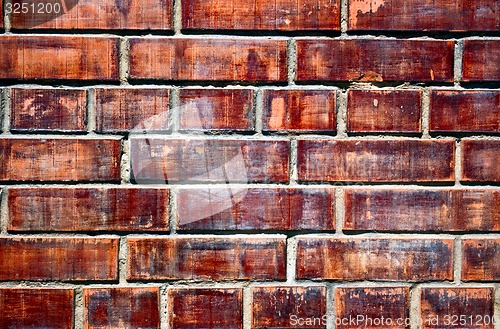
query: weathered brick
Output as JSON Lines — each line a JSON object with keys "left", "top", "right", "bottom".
{"left": 0, "top": 0, "right": 3, "bottom": 29}
{"left": 462, "top": 139, "right": 500, "bottom": 182}
{"left": 296, "top": 39, "right": 454, "bottom": 82}
{"left": 252, "top": 286, "right": 326, "bottom": 329}
{"left": 129, "top": 38, "right": 287, "bottom": 82}
{"left": 0, "top": 288, "right": 74, "bottom": 329}
{"left": 262, "top": 89, "right": 336, "bottom": 132}
{"left": 9, "top": 187, "right": 169, "bottom": 232}
{"left": 347, "top": 89, "right": 422, "bottom": 133}
{"left": 128, "top": 236, "right": 286, "bottom": 280}
{"left": 0, "top": 36, "right": 119, "bottom": 80}
{"left": 84, "top": 287, "right": 160, "bottom": 329}
{"left": 95, "top": 88, "right": 170, "bottom": 132}
{"left": 344, "top": 188, "right": 500, "bottom": 231}
{"left": 297, "top": 139, "right": 455, "bottom": 182}
{"left": 169, "top": 288, "right": 242, "bottom": 329}
{"left": 130, "top": 137, "right": 289, "bottom": 183}
{"left": 179, "top": 88, "right": 254, "bottom": 131}
{"left": 0, "top": 137, "right": 121, "bottom": 182}
{"left": 462, "top": 40, "right": 500, "bottom": 82}
{"left": 462, "top": 238, "right": 500, "bottom": 281}
{"left": 296, "top": 237, "right": 454, "bottom": 281}
{"left": 430, "top": 89, "right": 500, "bottom": 132}
{"left": 0, "top": 237, "right": 118, "bottom": 281}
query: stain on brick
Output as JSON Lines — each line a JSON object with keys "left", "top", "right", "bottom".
{"left": 462, "top": 238, "right": 500, "bottom": 281}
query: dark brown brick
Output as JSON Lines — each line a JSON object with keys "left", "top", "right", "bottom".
{"left": 296, "top": 237, "right": 454, "bottom": 281}
{"left": 0, "top": 0, "right": 3, "bottom": 29}
{"left": 462, "top": 238, "right": 500, "bottom": 281}
{"left": 252, "top": 286, "right": 326, "bottom": 329}
{"left": 262, "top": 89, "right": 336, "bottom": 132}
{"left": 129, "top": 38, "right": 287, "bottom": 82}
{"left": 84, "top": 287, "right": 160, "bottom": 329}
{"left": 0, "top": 36, "right": 119, "bottom": 80}
{"left": 344, "top": 188, "right": 500, "bottom": 231}
{"left": 179, "top": 88, "right": 254, "bottom": 131}
{"left": 130, "top": 138, "right": 289, "bottom": 183}
{"left": 0, "top": 288, "right": 74, "bottom": 329}
{"left": 0, "top": 137, "right": 121, "bottom": 182}
{"left": 10, "top": 88, "right": 86, "bottom": 131}
{"left": 296, "top": 39, "right": 454, "bottom": 82}
{"left": 128, "top": 236, "right": 286, "bottom": 280}
{"left": 169, "top": 288, "right": 242, "bottom": 329}
{"left": 462, "top": 139, "right": 500, "bottom": 182}
{"left": 347, "top": 89, "right": 422, "bottom": 133}
{"left": 9, "top": 187, "right": 169, "bottom": 232}
{"left": 297, "top": 139, "right": 455, "bottom": 182}
{"left": 462, "top": 40, "right": 500, "bottom": 82}
{"left": 0, "top": 237, "right": 118, "bottom": 281}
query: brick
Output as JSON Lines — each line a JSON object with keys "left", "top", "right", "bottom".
{"left": 348, "top": 0, "right": 500, "bottom": 31}
{"left": 179, "top": 88, "right": 254, "bottom": 131}
{"left": 128, "top": 236, "right": 286, "bottom": 280}
{"left": 420, "top": 287, "right": 494, "bottom": 329}
{"left": 10, "top": 88, "right": 86, "bottom": 131}
{"left": 344, "top": 188, "right": 500, "bottom": 231}
{"left": 0, "top": 36, "right": 119, "bottom": 80}
{"left": 347, "top": 89, "right": 422, "bottom": 133}
{"left": 95, "top": 88, "right": 170, "bottom": 132}
{"left": 84, "top": 287, "right": 160, "bottom": 329}
{"left": 11, "top": 0, "right": 172, "bottom": 30}
{"left": 297, "top": 139, "right": 455, "bottom": 182}
{"left": 430, "top": 89, "right": 500, "bottom": 132}
{"left": 462, "top": 139, "right": 500, "bottom": 182}
{"left": 0, "top": 0, "right": 3, "bottom": 29}
{"left": 130, "top": 138, "right": 289, "bottom": 183}
{"left": 169, "top": 288, "right": 242, "bottom": 329}
{"left": 0, "top": 288, "right": 74, "bottom": 329}
{"left": 0, "top": 137, "right": 121, "bottom": 182}
{"left": 182, "top": 0, "right": 340, "bottom": 30}
{"left": 335, "top": 287, "right": 410, "bottom": 329}
{"left": 462, "top": 238, "right": 500, "bottom": 281}
{"left": 0, "top": 237, "right": 118, "bottom": 281}
{"left": 462, "top": 40, "right": 500, "bottom": 82}
{"left": 9, "top": 187, "right": 169, "bottom": 232}
{"left": 129, "top": 38, "right": 287, "bottom": 82}
{"left": 262, "top": 89, "right": 336, "bottom": 132}
{"left": 296, "top": 237, "right": 453, "bottom": 281}
{"left": 177, "top": 187, "right": 335, "bottom": 231}
{"left": 252, "top": 286, "right": 326, "bottom": 329}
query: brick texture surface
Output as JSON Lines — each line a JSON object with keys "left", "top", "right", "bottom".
{"left": 462, "top": 238, "right": 500, "bottom": 281}
{"left": 462, "top": 40, "right": 500, "bottom": 82}
{"left": 462, "top": 139, "right": 500, "bottom": 182}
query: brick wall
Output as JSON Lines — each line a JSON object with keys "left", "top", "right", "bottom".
{"left": 0, "top": 0, "right": 499, "bottom": 328}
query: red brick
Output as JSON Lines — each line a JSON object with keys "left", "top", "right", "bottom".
{"left": 344, "top": 188, "right": 500, "bottom": 231}
{"left": 348, "top": 0, "right": 500, "bottom": 31}
{"left": 462, "top": 40, "right": 500, "bottom": 82}
{"left": 130, "top": 137, "right": 289, "bottom": 183}
{"left": 420, "top": 287, "right": 494, "bottom": 329}
{"left": 0, "top": 137, "right": 121, "bottom": 182}
{"left": 297, "top": 139, "right": 455, "bottom": 182}
{"left": 95, "top": 88, "right": 170, "bottom": 133}
{"left": 10, "top": 88, "right": 86, "bottom": 131}
{"left": 179, "top": 88, "right": 254, "bottom": 131}
{"left": 262, "top": 89, "right": 336, "bottom": 132}
{"left": 182, "top": 0, "right": 340, "bottom": 30}
{"left": 129, "top": 38, "right": 287, "bottom": 82}
{"left": 462, "top": 139, "right": 500, "bottom": 182}
{"left": 252, "top": 286, "right": 326, "bottom": 329}
{"left": 8, "top": 187, "right": 169, "bottom": 232}
{"left": 0, "top": 36, "right": 119, "bottom": 80}
{"left": 128, "top": 236, "right": 286, "bottom": 280}
{"left": 84, "top": 287, "right": 160, "bottom": 329}
{"left": 296, "top": 39, "right": 454, "bottom": 82}
{"left": 462, "top": 238, "right": 500, "bottom": 281}
{"left": 347, "top": 89, "right": 422, "bottom": 133}
{"left": 0, "top": 237, "right": 118, "bottom": 281}
{"left": 296, "top": 237, "right": 453, "bottom": 281}
{"left": 335, "top": 287, "right": 410, "bottom": 329}
{"left": 0, "top": 288, "right": 74, "bottom": 329}
{"left": 169, "top": 288, "right": 242, "bottom": 329}
{"left": 0, "top": 0, "right": 3, "bottom": 29}
{"left": 430, "top": 89, "right": 500, "bottom": 132}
